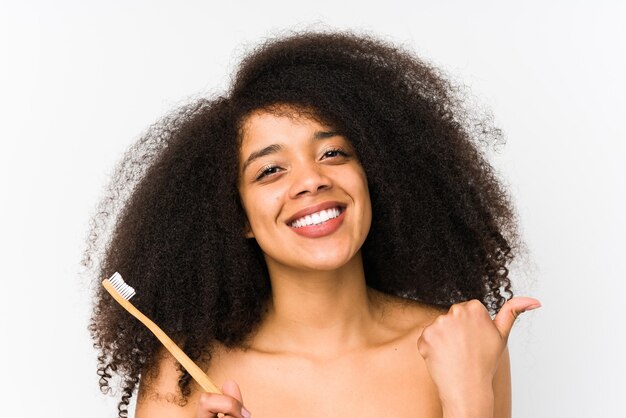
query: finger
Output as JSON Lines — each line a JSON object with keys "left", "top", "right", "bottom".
{"left": 221, "top": 380, "right": 244, "bottom": 404}
{"left": 221, "top": 381, "right": 251, "bottom": 418}
{"left": 196, "top": 392, "right": 247, "bottom": 418}
{"left": 493, "top": 297, "right": 541, "bottom": 341}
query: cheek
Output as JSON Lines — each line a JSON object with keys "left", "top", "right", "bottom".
{"left": 242, "top": 187, "right": 283, "bottom": 227}
{"left": 350, "top": 168, "right": 370, "bottom": 202}
{"left": 355, "top": 170, "right": 372, "bottom": 226}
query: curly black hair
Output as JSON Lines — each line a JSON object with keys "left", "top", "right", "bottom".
{"left": 84, "top": 31, "right": 519, "bottom": 417}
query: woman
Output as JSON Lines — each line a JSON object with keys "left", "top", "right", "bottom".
{"left": 86, "top": 32, "right": 539, "bottom": 417}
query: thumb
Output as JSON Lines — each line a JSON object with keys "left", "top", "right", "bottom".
{"left": 221, "top": 380, "right": 244, "bottom": 404}
{"left": 493, "top": 297, "right": 541, "bottom": 341}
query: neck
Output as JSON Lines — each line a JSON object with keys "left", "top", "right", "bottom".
{"left": 253, "top": 251, "right": 378, "bottom": 358}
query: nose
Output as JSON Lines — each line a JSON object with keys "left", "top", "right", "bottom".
{"left": 288, "top": 161, "right": 332, "bottom": 198}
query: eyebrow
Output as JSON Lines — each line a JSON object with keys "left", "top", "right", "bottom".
{"left": 241, "top": 130, "right": 339, "bottom": 172}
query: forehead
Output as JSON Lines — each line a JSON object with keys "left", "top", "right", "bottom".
{"left": 239, "top": 107, "right": 332, "bottom": 148}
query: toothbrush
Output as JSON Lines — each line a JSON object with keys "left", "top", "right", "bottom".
{"left": 102, "top": 272, "right": 221, "bottom": 394}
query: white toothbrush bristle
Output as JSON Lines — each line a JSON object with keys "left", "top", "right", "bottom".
{"left": 108, "top": 272, "right": 136, "bottom": 300}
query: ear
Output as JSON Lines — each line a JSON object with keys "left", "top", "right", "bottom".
{"left": 243, "top": 220, "right": 254, "bottom": 239}
{"left": 239, "top": 199, "right": 254, "bottom": 238}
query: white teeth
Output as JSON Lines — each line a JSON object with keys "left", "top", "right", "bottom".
{"left": 290, "top": 207, "right": 342, "bottom": 228}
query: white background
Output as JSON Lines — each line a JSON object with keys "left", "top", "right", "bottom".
{"left": 1, "top": 1, "right": 624, "bottom": 417}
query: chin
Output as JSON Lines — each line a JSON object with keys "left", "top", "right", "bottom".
{"left": 296, "top": 247, "right": 361, "bottom": 272}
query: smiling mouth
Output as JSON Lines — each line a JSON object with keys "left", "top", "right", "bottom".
{"left": 289, "top": 206, "right": 345, "bottom": 228}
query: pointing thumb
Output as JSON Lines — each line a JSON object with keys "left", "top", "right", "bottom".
{"left": 493, "top": 297, "right": 541, "bottom": 341}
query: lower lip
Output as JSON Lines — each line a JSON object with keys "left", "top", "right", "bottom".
{"left": 288, "top": 209, "right": 346, "bottom": 238}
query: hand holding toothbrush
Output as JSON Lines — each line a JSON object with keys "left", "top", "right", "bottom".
{"left": 103, "top": 273, "right": 253, "bottom": 417}
{"left": 196, "top": 380, "right": 251, "bottom": 418}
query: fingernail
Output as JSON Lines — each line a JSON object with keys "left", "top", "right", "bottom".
{"left": 524, "top": 303, "right": 542, "bottom": 312}
{"left": 242, "top": 407, "right": 252, "bottom": 418}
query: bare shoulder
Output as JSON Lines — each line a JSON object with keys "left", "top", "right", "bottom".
{"left": 135, "top": 348, "right": 200, "bottom": 418}
{"left": 369, "top": 288, "right": 446, "bottom": 339}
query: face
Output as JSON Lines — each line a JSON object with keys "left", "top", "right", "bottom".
{"left": 238, "top": 108, "right": 372, "bottom": 273}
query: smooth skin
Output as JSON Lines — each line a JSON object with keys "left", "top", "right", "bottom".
{"left": 135, "top": 109, "right": 540, "bottom": 418}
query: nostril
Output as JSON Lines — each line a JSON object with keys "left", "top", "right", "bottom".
{"left": 289, "top": 167, "right": 333, "bottom": 198}
{"left": 296, "top": 183, "right": 329, "bottom": 197}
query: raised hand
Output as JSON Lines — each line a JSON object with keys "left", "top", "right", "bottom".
{"left": 417, "top": 297, "right": 541, "bottom": 416}
{"left": 196, "top": 380, "right": 252, "bottom": 418}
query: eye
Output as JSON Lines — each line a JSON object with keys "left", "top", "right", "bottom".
{"left": 321, "top": 147, "right": 350, "bottom": 160}
{"left": 255, "top": 164, "right": 283, "bottom": 181}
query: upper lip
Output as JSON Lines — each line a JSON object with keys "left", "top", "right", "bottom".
{"left": 285, "top": 201, "right": 347, "bottom": 225}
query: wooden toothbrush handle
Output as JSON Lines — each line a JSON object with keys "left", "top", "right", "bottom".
{"left": 102, "top": 280, "right": 222, "bottom": 394}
